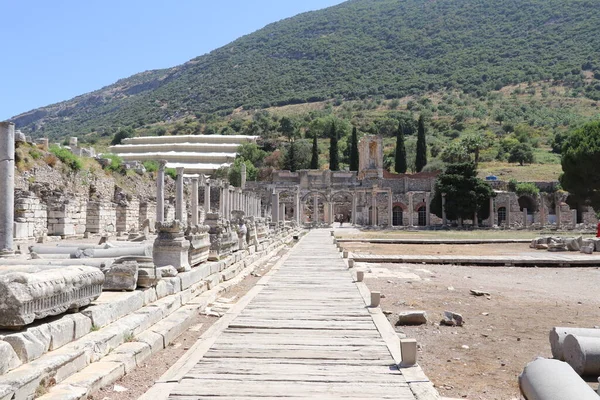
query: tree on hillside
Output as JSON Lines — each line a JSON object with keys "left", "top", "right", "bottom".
{"left": 329, "top": 122, "right": 340, "bottom": 171}
{"left": 415, "top": 115, "right": 427, "bottom": 172}
{"left": 560, "top": 120, "right": 600, "bottom": 209}
{"left": 349, "top": 126, "right": 359, "bottom": 171}
{"left": 111, "top": 127, "right": 134, "bottom": 145}
{"left": 285, "top": 141, "right": 297, "bottom": 172}
{"left": 310, "top": 133, "right": 319, "bottom": 169}
{"left": 279, "top": 116, "right": 298, "bottom": 141}
{"left": 228, "top": 158, "right": 257, "bottom": 187}
{"left": 431, "top": 162, "right": 495, "bottom": 225}
{"left": 508, "top": 143, "right": 535, "bottom": 165}
{"left": 460, "top": 132, "right": 492, "bottom": 165}
{"left": 394, "top": 121, "right": 407, "bottom": 173}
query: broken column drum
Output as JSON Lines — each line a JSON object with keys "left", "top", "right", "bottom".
{"left": 563, "top": 334, "right": 600, "bottom": 375}
{"left": 549, "top": 327, "right": 600, "bottom": 360}
{"left": 0, "top": 122, "right": 15, "bottom": 254}
{"left": 0, "top": 265, "right": 104, "bottom": 328}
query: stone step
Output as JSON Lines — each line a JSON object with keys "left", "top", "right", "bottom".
{"left": 1, "top": 230, "right": 298, "bottom": 400}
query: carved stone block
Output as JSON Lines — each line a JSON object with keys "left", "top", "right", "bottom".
{"left": 153, "top": 220, "right": 190, "bottom": 272}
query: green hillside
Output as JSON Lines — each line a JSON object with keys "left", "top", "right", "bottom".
{"left": 11, "top": 0, "right": 600, "bottom": 139}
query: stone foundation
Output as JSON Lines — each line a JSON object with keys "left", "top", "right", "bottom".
{"left": 13, "top": 191, "right": 47, "bottom": 240}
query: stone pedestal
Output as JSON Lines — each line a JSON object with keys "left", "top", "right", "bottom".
{"left": 153, "top": 220, "right": 190, "bottom": 272}
{"left": 205, "top": 213, "right": 237, "bottom": 260}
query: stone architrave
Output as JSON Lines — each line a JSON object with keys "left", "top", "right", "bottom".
{"left": 185, "top": 224, "right": 211, "bottom": 267}
{"left": 0, "top": 266, "right": 104, "bottom": 328}
{"left": 175, "top": 167, "right": 185, "bottom": 221}
{"left": 156, "top": 160, "right": 167, "bottom": 223}
{"left": 153, "top": 220, "right": 191, "bottom": 272}
{"left": 0, "top": 122, "right": 15, "bottom": 255}
{"left": 191, "top": 177, "right": 199, "bottom": 226}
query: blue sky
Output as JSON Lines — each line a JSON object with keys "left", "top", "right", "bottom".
{"left": 0, "top": 0, "right": 345, "bottom": 121}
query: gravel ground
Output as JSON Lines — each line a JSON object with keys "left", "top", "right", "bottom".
{"left": 346, "top": 243, "right": 600, "bottom": 400}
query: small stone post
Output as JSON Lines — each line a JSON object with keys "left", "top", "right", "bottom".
{"left": 241, "top": 163, "right": 247, "bottom": 189}
{"left": 204, "top": 180, "right": 211, "bottom": 213}
{"left": 0, "top": 122, "right": 15, "bottom": 255}
{"left": 523, "top": 208, "right": 528, "bottom": 228}
{"left": 572, "top": 209, "right": 578, "bottom": 227}
{"left": 191, "top": 177, "right": 199, "bottom": 226}
{"left": 156, "top": 160, "right": 167, "bottom": 223}
{"left": 489, "top": 196, "right": 494, "bottom": 227}
{"left": 175, "top": 167, "right": 185, "bottom": 221}
{"left": 539, "top": 193, "right": 545, "bottom": 228}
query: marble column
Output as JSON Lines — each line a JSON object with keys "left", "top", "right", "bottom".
{"left": 219, "top": 184, "right": 225, "bottom": 216}
{"left": 556, "top": 199, "right": 561, "bottom": 229}
{"left": 313, "top": 195, "right": 318, "bottom": 223}
{"left": 442, "top": 194, "right": 447, "bottom": 226}
{"left": 191, "top": 177, "right": 199, "bottom": 226}
{"left": 204, "top": 181, "right": 211, "bottom": 213}
{"left": 0, "top": 122, "right": 15, "bottom": 254}
{"left": 539, "top": 194, "right": 545, "bottom": 228}
{"left": 489, "top": 196, "right": 494, "bottom": 227}
{"left": 241, "top": 163, "right": 247, "bottom": 189}
{"left": 175, "top": 167, "right": 185, "bottom": 221}
{"left": 271, "top": 191, "right": 279, "bottom": 223}
{"left": 474, "top": 210, "right": 478, "bottom": 228}
{"left": 506, "top": 200, "right": 511, "bottom": 227}
{"left": 388, "top": 190, "right": 393, "bottom": 227}
{"left": 523, "top": 208, "right": 528, "bottom": 227}
{"left": 408, "top": 193, "right": 414, "bottom": 227}
{"left": 156, "top": 160, "right": 167, "bottom": 223}
{"left": 280, "top": 203, "right": 286, "bottom": 222}
{"left": 371, "top": 191, "right": 377, "bottom": 227}
{"left": 295, "top": 190, "right": 301, "bottom": 224}
{"left": 351, "top": 194, "right": 357, "bottom": 225}
{"left": 237, "top": 189, "right": 242, "bottom": 211}
{"left": 425, "top": 193, "right": 431, "bottom": 226}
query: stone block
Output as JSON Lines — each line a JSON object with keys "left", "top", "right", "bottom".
{"left": 61, "top": 361, "right": 125, "bottom": 396}
{"left": 142, "top": 287, "right": 158, "bottom": 305}
{"left": 149, "top": 294, "right": 181, "bottom": 317}
{"left": 0, "top": 266, "right": 104, "bottom": 328}
{"left": 102, "top": 261, "right": 138, "bottom": 291}
{"left": 400, "top": 338, "right": 418, "bottom": 367}
{"left": 136, "top": 331, "right": 164, "bottom": 354}
{"left": 153, "top": 221, "right": 190, "bottom": 272}
{"left": 3, "top": 324, "right": 52, "bottom": 363}
{"left": 150, "top": 306, "right": 196, "bottom": 348}
{"left": 69, "top": 314, "right": 92, "bottom": 340}
{"left": 179, "top": 264, "right": 211, "bottom": 290}
{"left": 396, "top": 311, "right": 428, "bottom": 326}
{"left": 47, "top": 316, "right": 75, "bottom": 351}
{"left": 0, "top": 341, "right": 21, "bottom": 374}
{"left": 80, "top": 291, "right": 144, "bottom": 328}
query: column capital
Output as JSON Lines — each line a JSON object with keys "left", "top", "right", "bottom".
{"left": 176, "top": 167, "right": 185, "bottom": 175}
{"left": 158, "top": 160, "right": 167, "bottom": 171}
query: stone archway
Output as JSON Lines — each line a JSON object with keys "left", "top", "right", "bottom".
{"left": 331, "top": 190, "right": 353, "bottom": 224}
{"left": 301, "top": 191, "right": 328, "bottom": 224}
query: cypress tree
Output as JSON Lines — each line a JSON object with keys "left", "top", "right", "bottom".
{"left": 349, "top": 126, "right": 359, "bottom": 171}
{"left": 286, "top": 141, "right": 297, "bottom": 172}
{"left": 310, "top": 133, "right": 319, "bottom": 169}
{"left": 415, "top": 115, "right": 427, "bottom": 172}
{"left": 394, "top": 121, "right": 407, "bottom": 173}
{"left": 329, "top": 122, "right": 339, "bottom": 171}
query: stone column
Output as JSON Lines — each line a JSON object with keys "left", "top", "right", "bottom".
{"left": 280, "top": 203, "right": 286, "bottom": 222}
{"left": 156, "top": 160, "right": 167, "bottom": 223}
{"left": 539, "top": 194, "right": 545, "bottom": 228}
{"left": 271, "top": 191, "right": 279, "bottom": 223}
{"left": 295, "top": 190, "right": 301, "bottom": 224}
{"left": 473, "top": 210, "right": 478, "bottom": 228}
{"left": 241, "top": 163, "right": 247, "bottom": 189}
{"left": 175, "top": 167, "right": 185, "bottom": 221}
{"left": 489, "top": 196, "right": 494, "bottom": 227}
{"left": 313, "top": 195, "right": 318, "bottom": 223}
{"left": 556, "top": 199, "right": 561, "bottom": 229}
{"left": 204, "top": 181, "right": 211, "bottom": 213}
{"left": 351, "top": 194, "right": 357, "bottom": 225}
{"left": 0, "top": 122, "right": 15, "bottom": 254}
{"left": 388, "top": 190, "right": 393, "bottom": 227}
{"left": 506, "top": 200, "right": 511, "bottom": 227}
{"left": 572, "top": 209, "right": 577, "bottom": 227}
{"left": 371, "top": 191, "right": 377, "bottom": 227}
{"left": 408, "top": 193, "right": 414, "bottom": 227}
{"left": 425, "top": 192, "right": 431, "bottom": 226}
{"left": 238, "top": 189, "right": 242, "bottom": 211}
{"left": 442, "top": 194, "right": 447, "bottom": 226}
{"left": 219, "top": 184, "right": 225, "bottom": 216}
{"left": 523, "top": 208, "right": 528, "bottom": 227}
{"left": 191, "top": 177, "right": 199, "bottom": 226}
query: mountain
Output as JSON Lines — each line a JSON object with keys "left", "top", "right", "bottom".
{"left": 12, "top": 0, "right": 600, "bottom": 139}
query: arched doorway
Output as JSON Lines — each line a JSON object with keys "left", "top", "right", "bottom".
{"left": 498, "top": 207, "right": 507, "bottom": 225}
{"left": 392, "top": 206, "right": 403, "bottom": 226}
{"left": 331, "top": 191, "right": 353, "bottom": 224}
{"left": 417, "top": 206, "right": 427, "bottom": 226}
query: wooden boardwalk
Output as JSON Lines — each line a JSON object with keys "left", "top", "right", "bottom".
{"left": 165, "top": 230, "right": 420, "bottom": 399}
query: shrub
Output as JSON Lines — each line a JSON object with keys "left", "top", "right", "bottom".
{"left": 100, "top": 154, "right": 123, "bottom": 173}
{"left": 515, "top": 182, "right": 540, "bottom": 196}
{"left": 49, "top": 146, "right": 83, "bottom": 171}
{"left": 143, "top": 160, "right": 159, "bottom": 173}
{"left": 165, "top": 168, "right": 177, "bottom": 180}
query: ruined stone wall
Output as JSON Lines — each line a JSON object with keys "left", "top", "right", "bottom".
{"left": 116, "top": 199, "right": 140, "bottom": 233}
{"left": 139, "top": 201, "right": 156, "bottom": 229}
{"left": 47, "top": 194, "right": 87, "bottom": 236}
{"left": 86, "top": 201, "right": 117, "bottom": 234}
{"left": 13, "top": 191, "right": 47, "bottom": 239}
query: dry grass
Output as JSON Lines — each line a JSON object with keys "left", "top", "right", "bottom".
{"left": 477, "top": 161, "right": 562, "bottom": 182}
